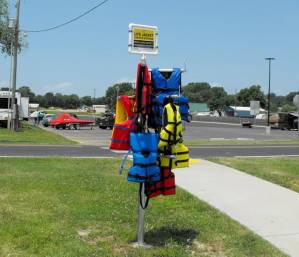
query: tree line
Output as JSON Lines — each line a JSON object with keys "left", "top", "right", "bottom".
{"left": 183, "top": 83, "right": 298, "bottom": 113}
{"left": 1, "top": 83, "right": 297, "bottom": 113}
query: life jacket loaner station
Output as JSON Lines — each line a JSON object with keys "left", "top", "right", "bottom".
{"left": 110, "top": 23, "right": 191, "bottom": 247}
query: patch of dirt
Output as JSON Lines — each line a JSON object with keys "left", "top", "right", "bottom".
{"left": 77, "top": 227, "right": 117, "bottom": 246}
{"left": 88, "top": 235, "right": 115, "bottom": 245}
{"left": 192, "top": 240, "right": 227, "bottom": 257}
{"left": 77, "top": 228, "right": 92, "bottom": 238}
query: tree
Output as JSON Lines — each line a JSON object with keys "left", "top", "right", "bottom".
{"left": 95, "top": 96, "right": 106, "bottom": 105}
{"left": 281, "top": 104, "right": 297, "bottom": 112}
{"left": 80, "top": 96, "right": 93, "bottom": 106}
{"left": 0, "top": 0, "right": 26, "bottom": 55}
{"left": 236, "top": 85, "right": 266, "bottom": 108}
{"left": 183, "top": 82, "right": 211, "bottom": 102}
{"left": 207, "top": 87, "right": 228, "bottom": 112}
{"left": 43, "top": 92, "right": 55, "bottom": 108}
{"left": 286, "top": 91, "right": 299, "bottom": 105}
{"left": 105, "top": 83, "right": 134, "bottom": 110}
{"left": 17, "top": 86, "right": 35, "bottom": 101}
{"left": 65, "top": 94, "right": 80, "bottom": 109}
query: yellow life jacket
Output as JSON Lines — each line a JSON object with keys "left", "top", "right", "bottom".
{"left": 158, "top": 103, "right": 183, "bottom": 149}
{"left": 160, "top": 143, "right": 189, "bottom": 169}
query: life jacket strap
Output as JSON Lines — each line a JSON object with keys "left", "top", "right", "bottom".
{"left": 111, "top": 139, "right": 130, "bottom": 143}
{"left": 175, "top": 151, "right": 189, "bottom": 155}
{"left": 128, "top": 172, "right": 160, "bottom": 180}
{"left": 113, "top": 125, "right": 131, "bottom": 130}
{"left": 175, "top": 159, "right": 189, "bottom": 165}
{"left": 147, "top": 185, "right": 176, "bottom": 194}
{"left": 166, "top": 121, "right": 182, "bottom": 126}
{"left": 133, "top": 162, "right": 157, "bottom": 168}
{"left": 119, "top": 150, "right": 131, "bottom": 175}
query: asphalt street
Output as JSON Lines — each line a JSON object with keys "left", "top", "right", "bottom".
{"left": 42, "top": 121, "right": 299, "bottom": 146}
{"left": 0, "top": 144, "right": 298, "bottom": 158}
{"left": 1, "top": 122, "right": 298, "bottom": 157}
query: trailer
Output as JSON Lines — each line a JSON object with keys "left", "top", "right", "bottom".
{"left": 269, "top": 112, "right": 298, "bottom": 130}
{"left": 0, "top": 91, "right": 29, "bottom": 128}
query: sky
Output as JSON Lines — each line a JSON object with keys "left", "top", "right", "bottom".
{"left": 0, "top": 0, "right": 299, "bottom": 97}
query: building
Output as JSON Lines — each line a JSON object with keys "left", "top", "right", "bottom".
{"left": 225, "top": 106, "right": 266, "bottom": 118}
{"left": 189, "top": 103, "right": 210, "bottom": 116}
{"left": 92, "top": 105, "right": 106, "bottom": 114}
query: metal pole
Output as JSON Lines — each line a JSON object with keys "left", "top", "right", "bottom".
{"left": 7, "top": 41, "right": 14, "bottom": 129}
{"left": 267, "top": 60, "right": 271, "bottom": 127}
{"left": 265, "top": 57, "right": 275, "bottom": 133}
{"left": 137, "top": 183, "right": 145, "bottom": 244}
{"left": 11, "top": 0, "right": 21, "bottom": 131}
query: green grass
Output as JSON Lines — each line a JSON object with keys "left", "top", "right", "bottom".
{"left": 184, "top": 139, "right": 299, "bottom": 146}
{"left": 0, "top": 123, "right": 76, "bottom": 145}
{"left": 0, "top": 158, "right": 286, "bottom": 257}
{"left": 209, "top": 157, "right": 299, "bottom": 193}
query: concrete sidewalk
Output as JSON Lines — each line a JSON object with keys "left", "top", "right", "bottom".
{"left": 175, "top": 160, "right": 299, "bottom": 257}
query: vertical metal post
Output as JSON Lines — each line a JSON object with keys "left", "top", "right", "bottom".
{"left": 132, "top": 55, "right": 152, "bottom": 249}
{"left": 265, "top": 57, "right": 275, "bottom": 134}
{"left": 132, "top": 182, "right": 151, "bottom": 248}
{"left": 11, "top": 0, "right": 21, "bottom": 131}
{"left": 7, "top": 41, "right": 14, "bottom": 129}
{"left": 267, "top": 60, "right": 271, "bottom": 127}
{"left": 137, "top": 183, "right": 145, "bottom": 244}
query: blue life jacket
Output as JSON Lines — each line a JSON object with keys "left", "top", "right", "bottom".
{"left": 151, "top": 93, "right": 190, "bottom": 127}
{"left": 128, "top": 133, "right": 160, "bottom": 183}
{"left": 151, "top": 68, "right": 181, "bottom": 92}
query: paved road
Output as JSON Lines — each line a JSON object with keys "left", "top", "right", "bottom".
{"left": 41, "top": 121, "right": 298, "bottom": 146}
{"left": 0, "top": 144, "right": 298, "bottom": 157}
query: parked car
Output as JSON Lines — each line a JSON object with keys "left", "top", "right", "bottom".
{"left": 96, "top": 112, "right": 115, "bottom": 129}
{"left": 50, "top": 113, "right": 94, "bottom": 129}
{"left": 42, "top": 114, "right": 56, "bottom": 127}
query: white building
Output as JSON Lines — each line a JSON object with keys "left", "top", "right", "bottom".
{"left": 92, "top": 105, "right": 106, "bottom": 114}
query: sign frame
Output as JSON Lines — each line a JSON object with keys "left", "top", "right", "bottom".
{"left": 128, "top": 23, "right": 158, "bottom": 55}
{"left": 250, "top": 100, "right": 260, "bottom": 116}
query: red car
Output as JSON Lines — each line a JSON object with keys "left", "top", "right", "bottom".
{"left": 50, "top": 113, "right": 94, "bottom": 130}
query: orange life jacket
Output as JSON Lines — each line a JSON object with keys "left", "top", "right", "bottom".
{"left": 110, "top": 96, "right": 135, "bottom": 150}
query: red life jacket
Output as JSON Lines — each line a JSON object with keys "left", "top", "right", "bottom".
{"left": 135, "top": 63, "right": 152, "bottom": 115}
{"left": 145, "top": 168, "right": 176, "bottom": 198}
{"left": 110, "top": 96, "right": 135, "bottom": 150}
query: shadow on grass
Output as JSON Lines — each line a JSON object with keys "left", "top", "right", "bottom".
{"left": 144, "top": 226, "right": 199, "bottom": 246}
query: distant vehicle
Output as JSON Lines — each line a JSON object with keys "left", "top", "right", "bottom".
{"left": 96, "top": 112, "right": 115, "bottom": 129}
{"left": 50, "top": 113, "right": 94, "bottom": 130}
{"left": 294, "top": 118, "right": 298, "bottom": 130}
{"left": 0, "top": 91, "right": 29, "bottom": 128}
{"left": 42, "top": 114, "right": 56, "bottom": 127}
{"left": 270, "top": 112, "right": 297, "bottom": 130}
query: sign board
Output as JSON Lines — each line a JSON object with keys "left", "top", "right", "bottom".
{"left": 293, "top": 94, "right": 299, "bottom": 107}
{"left": 250, "top": 101, "right": 260, "bottom": 116}
{"left": 128, "top": 23, "right": 158, "bottom": 55}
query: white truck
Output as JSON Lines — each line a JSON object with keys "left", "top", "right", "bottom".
{"left": 0, "top": 91, "right": 29, "bottom": 128}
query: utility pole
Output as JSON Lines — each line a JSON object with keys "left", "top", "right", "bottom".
{"left": 11, "top": 0, "right": 21, "bottom": 131}
{"left": 265, "top": 57, "right": 275, "bottom": 127}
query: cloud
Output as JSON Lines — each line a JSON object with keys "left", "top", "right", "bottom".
{"left": 116, "top": 78, "right": 135, "bottom": 84}
{"left": 43, "top": 82, "right": 73, "bottom": 93}
{"left": 0, "top": 81, "right": 9, "bottom": 87}
{"left": 210, "top": 82, "right": 223, "bottom": 88}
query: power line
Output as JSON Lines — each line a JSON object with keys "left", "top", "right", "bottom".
{"left": 22, "top": 0, "right": 111, "bottom": 33}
